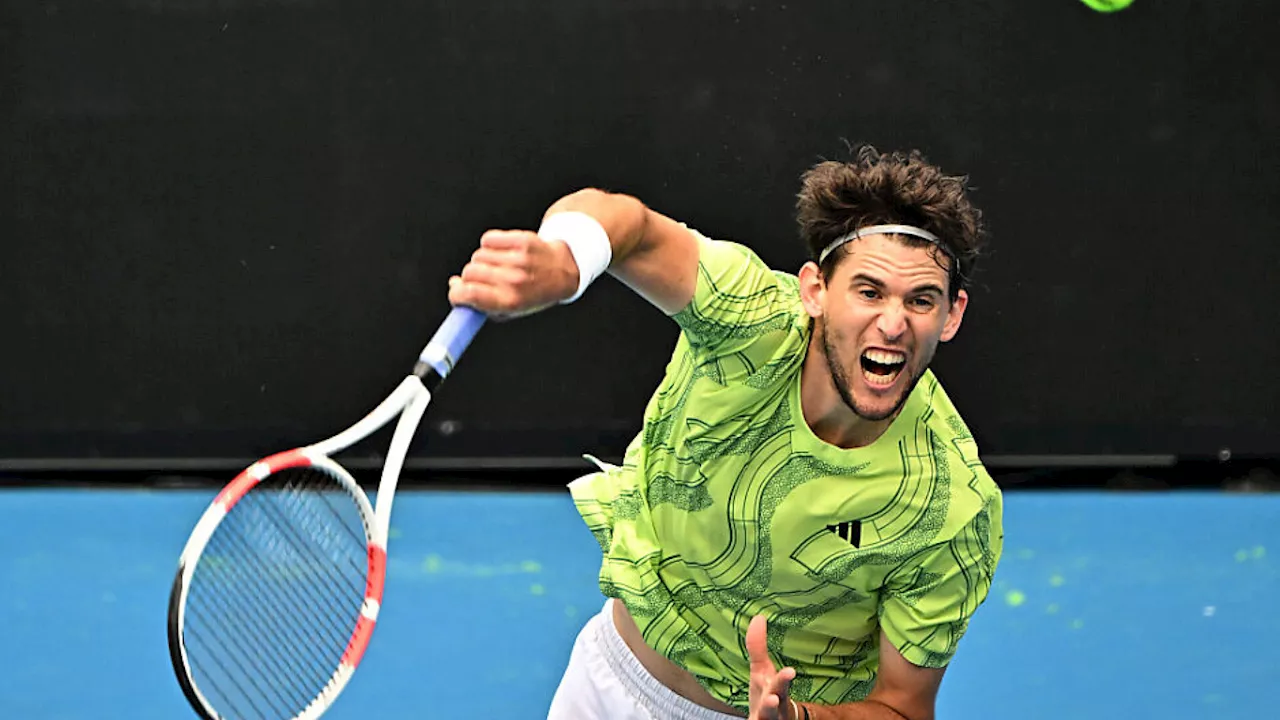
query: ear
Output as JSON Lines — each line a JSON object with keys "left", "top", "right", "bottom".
{"left": 798, "top": 261, "right": 826, "bottom": 320}
{"left": 940, "top": 289, "right": 968, "bottom": 343}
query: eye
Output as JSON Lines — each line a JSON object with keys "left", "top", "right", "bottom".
{"left": 909, "top": 296, "right": 937, "bottom": 310}
{"left": 858, "top": 288, "right": 880, "bottom": 300}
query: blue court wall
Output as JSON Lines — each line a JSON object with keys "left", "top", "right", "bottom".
{"left": 1, "top": 489, "right": 1275, "bottom": 719}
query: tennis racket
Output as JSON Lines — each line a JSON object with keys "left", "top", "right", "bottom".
{"left": 167, "top": 305, "right": 487, "bottom": 720}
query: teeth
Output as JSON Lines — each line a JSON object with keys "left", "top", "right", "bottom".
{"left": 863, "top": 349, "right": 905, "bottom": 365}
{"left": 862, "top": 367, "right": 899, "bottom": 386}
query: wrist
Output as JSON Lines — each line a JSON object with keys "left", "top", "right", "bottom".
{"left": 537, "top": 210, "right": 612, "bottom": 303}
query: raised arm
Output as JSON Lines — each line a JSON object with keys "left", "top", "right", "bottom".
{"left": 447, "top": 188, "right": 700, "bottom": 317}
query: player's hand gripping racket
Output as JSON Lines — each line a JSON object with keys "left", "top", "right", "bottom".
{"left": 167, "top": 306, "right": 486, "bottom": 720}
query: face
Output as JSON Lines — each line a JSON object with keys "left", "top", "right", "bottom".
{"left": 799, "top": 234, "right": 968, "bottom": 422}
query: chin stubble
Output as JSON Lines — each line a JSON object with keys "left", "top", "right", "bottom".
{"left": 820, "top": 322, "right": 925, "bottom": 423}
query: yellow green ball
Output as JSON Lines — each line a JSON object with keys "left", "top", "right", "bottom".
{"left": 1080, "top": 0, "right": 1134, "bottom": 11}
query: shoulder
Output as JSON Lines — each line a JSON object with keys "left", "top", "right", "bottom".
{"left": 685, "top": 229, "right": 800, "bottom": 300}
{"left": 909, "top": 372, "right": 1003, "bottom": 538}
{"left": 671, "top": 229, "right": 808, "bottom": 360}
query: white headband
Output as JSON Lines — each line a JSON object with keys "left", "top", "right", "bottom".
{"left": 817, "top": 224, "right": 949, "bottom": 265}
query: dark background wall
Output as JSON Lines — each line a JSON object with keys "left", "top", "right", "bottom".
{"left": 2, "top": 0, "right": 1277, "bottom": 474}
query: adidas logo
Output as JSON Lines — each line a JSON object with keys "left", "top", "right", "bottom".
{"left": 826, "top": 519, "right": 862, "bottom": 548}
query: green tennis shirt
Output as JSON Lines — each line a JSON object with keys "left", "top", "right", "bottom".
{"left": 569, "top": 232, "right": 1004, "bottom": 710}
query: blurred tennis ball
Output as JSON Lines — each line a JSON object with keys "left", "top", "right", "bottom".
{"left": 1080, "top": 0, "right": 1134, "bottom": 11}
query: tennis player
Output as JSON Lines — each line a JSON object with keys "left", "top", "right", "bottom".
{"left": 448, "top": 146, "right": 1004, "bottom": 720}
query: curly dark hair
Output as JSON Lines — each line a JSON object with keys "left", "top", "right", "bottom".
{"left": 795, "top": 145, "right": 986, "bottom": 299}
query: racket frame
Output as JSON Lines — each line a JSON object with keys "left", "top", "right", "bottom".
{"left": 167, "top": 449, "right": 376, "bottom": 719}
{"left": 168, "top": 306, "right": 484, "bottom": 719}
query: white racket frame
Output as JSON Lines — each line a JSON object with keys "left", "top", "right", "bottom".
{"left": 168, "top": 375, "right": 432, "bottom": 720}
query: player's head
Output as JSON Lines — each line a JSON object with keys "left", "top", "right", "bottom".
{"left": 795, "top": 145, "right": 986, "bottom": 423}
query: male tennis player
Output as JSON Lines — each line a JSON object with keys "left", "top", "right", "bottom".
{"left": 448, "top": 146, "right": 1003, "bottom": 720}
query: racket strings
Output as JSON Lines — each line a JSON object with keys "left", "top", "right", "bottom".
{"left": 181, "top": 466, "right": 372, "bottom": 719}
{"left": 180, "top": 602, "right": 294, "bottom": 719}
{"left": 204, "top": 531, "right": 353, "bottom": 656}
{"left": 186, "top": 552, "right": 348, "bottom": 715}
{"left": 217, "top": 496, "right": 364, "bottom": 635}
{"left": 186, "top": 540, "right": 345, "bottom": 695}
{"left": 186, "top": 471, "right": 366, "bottom": 716}
{"left": 198, "top": 489, "right": 359, "bottom": 653}
{"left": 185, "top": 562, "right": 333, "bottom": 719}
{"left": 189, "top": 541, "right": 356, "bottom": 703}
{"left": 251, "top": 484, "right": 368, "bottom": 597}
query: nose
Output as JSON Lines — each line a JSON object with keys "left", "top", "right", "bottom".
{"left": 876, "top": 302, "right": 908, "bottom": 340}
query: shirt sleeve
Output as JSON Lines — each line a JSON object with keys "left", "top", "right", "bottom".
{"left": 878, "top": 504, "right": 1002, "bottom": 668}
{"left": 671, "top": 230, "right": 804, "bottom": 359}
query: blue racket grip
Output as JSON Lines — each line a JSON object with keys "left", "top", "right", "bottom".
{"left": 415, "top": 306, "right": 487, "bottom": 386}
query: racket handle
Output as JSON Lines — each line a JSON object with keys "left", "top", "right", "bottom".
{"left": 414, "top": 305, "right": 487, "bottom": 389}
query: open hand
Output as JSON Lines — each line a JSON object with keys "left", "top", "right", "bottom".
{"left": 747, "top": 614, "right": 798, "bottom": 720}
{"left": 447, "top": 230, "right": 579, "bottom": 319}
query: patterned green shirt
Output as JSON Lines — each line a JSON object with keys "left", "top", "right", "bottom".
{"left": 569, "top": 232, "right": 1004, "bottom": 710}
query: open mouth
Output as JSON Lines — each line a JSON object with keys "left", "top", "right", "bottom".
{"left": 859, "top": 348, "right": 906, "bottom": 388}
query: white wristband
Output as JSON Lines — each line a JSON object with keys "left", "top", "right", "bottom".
{"left": 538, "top": 211, "right": 613, "bottom": 304}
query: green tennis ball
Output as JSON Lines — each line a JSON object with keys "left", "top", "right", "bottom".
{"left": 1080, "top": 0, "right": 1134, "bottom": 12}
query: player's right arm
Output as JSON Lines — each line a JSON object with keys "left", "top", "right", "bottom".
{"left": 447, "top": 188, "right": 700, "bottom": 317}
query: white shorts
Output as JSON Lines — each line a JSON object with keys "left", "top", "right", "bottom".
{"left": 546, "top": 600, "right": 744, "bottom": 720}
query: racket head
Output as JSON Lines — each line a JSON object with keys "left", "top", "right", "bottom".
{"left": 167, "top": 450, "right": 386, "bottom": 720}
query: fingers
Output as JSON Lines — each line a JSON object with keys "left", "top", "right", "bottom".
{"left": 756, "top": 693, "right": 782, "bottom": 720}
{"left": 448, "top": 230, "right": 543, "bottom": 315}
{"left": 468, "top": 246, "right": 521, "bottom": 267}
{"left": 764, "top": 667, "right": 796, "bottom": 710}
{"left": 447, "top": 225, "right": 583, "bottom": 317}
{"left": 754, "top": 688, "right": 796, "bottom": 720}
{"left": 747, "top": 614, "right": 800, "bottom": 720}
{"left": 448, "top": 275, "right": 521, "bottom": 316}
{"left": 756, "top": 681, "right": 796, "bottom": 720}
{"left": 747, "top": 614, "right": 772, "bottom": 672}
{"left": 479, "top": 229, "right": 537, "bottom": 251}
{"left": 459, "top": 259, "right": 526, "bottom": 287}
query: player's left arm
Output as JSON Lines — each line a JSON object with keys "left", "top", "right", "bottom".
{"left": 806, "top": 633, "right": 946, "bottom": 720}
{"left": 751, "top": 504, "right": 1002, "bottom": 720}
{"left": 747, "top": 622, "right": 942, "bottom": 720}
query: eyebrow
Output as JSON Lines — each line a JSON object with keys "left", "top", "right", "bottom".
{"left": 850, "top": 273, "right": 946, "bottom": 297}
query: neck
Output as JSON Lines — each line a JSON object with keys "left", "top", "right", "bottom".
{"left": 800, "top": 337, "right": 896, "bottom": 450}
